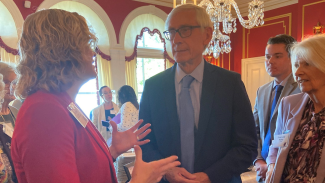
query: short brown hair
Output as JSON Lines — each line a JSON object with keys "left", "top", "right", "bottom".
{"left": 267, "top": 34, "right": 296, "bottom": 57}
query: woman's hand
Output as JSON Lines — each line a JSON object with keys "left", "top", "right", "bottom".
{"left": 109, "top": 119, "right": 151, "bottom": 159}
{"left": 265, "top": 163, "right": 275, "bottom": 183}
{"left": 130, "top": 145, "right": 181, "bottom": 183}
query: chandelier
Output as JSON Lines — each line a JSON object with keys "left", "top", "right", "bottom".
{"left": 174, "top": 0, "right": 264, "bottom": 59}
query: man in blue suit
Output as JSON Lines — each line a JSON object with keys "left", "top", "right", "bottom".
{"left": 139, "top": 4, "right": 257, "bottom": 183}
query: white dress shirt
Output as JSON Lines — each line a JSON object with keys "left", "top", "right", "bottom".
{"left": 175, "top": 59, "right": 204, "bottom": 128}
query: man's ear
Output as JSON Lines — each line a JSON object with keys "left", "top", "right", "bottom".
{"left": 203, "top": 27, "right": 213, "bottom": 46}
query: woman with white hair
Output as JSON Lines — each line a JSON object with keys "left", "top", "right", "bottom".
{"left": 265, "top": 34, "right": 325, "bottom": 183}
{"left": 0, "top": 63, "right": 18, "bottom": 183}
{"left": 11, "top": 9, "right": 179, "bottom": 183}
{"left": 0, "top": 73, "right": 17, "bottom": 183}
{"left": 0, "top": 62, "right": 17, "bottom": 124}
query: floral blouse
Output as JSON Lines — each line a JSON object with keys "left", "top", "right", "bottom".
{"left": 117, "top": 102, "right": 139, "bottom": 132}
{"left": 282, "top": 99, "right": 325, "bottom": 183}
{"left": 0, "top": 141, "right": 14, "bottom": 183}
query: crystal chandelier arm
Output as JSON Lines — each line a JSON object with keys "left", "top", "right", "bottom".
{"left": 229, "top": 0, "right": 264, "bottom": 29}
{"left": 198, "top": 0, "right": 214, "bottom": 10}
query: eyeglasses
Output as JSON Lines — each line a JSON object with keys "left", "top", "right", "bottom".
{"left": 163, "top": 26, "right": 201, "bottom": 40}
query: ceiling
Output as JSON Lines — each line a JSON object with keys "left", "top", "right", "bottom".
{"left": 132, "top": 0, "right": 298, "bottom": 16}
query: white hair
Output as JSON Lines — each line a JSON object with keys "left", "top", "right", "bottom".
{"left": 165, "top": 4, "right": 213, "bottom": 30}
{"left": 0, "top": 62, "right": 16, "bottom": 78}
{"left": 291, "top": 34, "right": 325, "bottom": 75}
{"left": 0, "top": 74, "right": 5, "bottom": 105}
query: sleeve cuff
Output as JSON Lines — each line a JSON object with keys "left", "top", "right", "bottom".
{"left": 253, "top": 158, "right": 265, "bottom": 165}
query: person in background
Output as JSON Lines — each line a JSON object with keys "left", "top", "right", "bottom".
{"left": 0, "top": 62, "right": 18, "bottom": 123}
{"left": 11, "top": 9, "right": 180, "bottom": 183}
{"left": 0, "top": 73, "right": 17, "bottom": 183}
{"left": 265, "top": 34, "right": 325, "bottom": 183}
{"left": 253, "top": 34, "right": 300, "bottom": 182}
{"left": 116, "top": 85, "right": 139, "bottom": 132}
{"left": 91, "top": 86, "right": 119, "bottom": 142}
{"left": 0, "top": 62, "right": 18, "bottom": 183}
{"left": 140, "top": 4, "right": 257, "bottom": 183}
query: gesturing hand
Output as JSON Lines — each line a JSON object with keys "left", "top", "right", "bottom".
{"left": 165, "top": 167, "right": 199, "bottom": 183}
{"left": 255, "top": 159, "right": 268, "bottom": 179}
{"left": 109, "top": 119, "right": 151, "bottom": 159}
{"left": 130, "top": 145, "right": 181, "bottom": 183}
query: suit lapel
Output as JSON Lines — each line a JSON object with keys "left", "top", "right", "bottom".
{"left": 272, "top": 94, "right": 309, "bottom": 182}
{"left": 262, "top": 82, "right": 273, "bottom": 134}
{"left": 195, "top": 62, "right": 218, "bottom": 158}
{"left": 163, "top": 64, "right": 182, "bottom": 157}
{"left": 270, "top": 75, "right": 297, "bottom": 121}
{"left": 99, "top": 104, "right": 105, "bottom": 121}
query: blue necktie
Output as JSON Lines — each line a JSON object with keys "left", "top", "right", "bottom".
{"left": 261, "top": 85, "right": 284, "bottom": 160}
{"left": 179, "top": 75, "right": 195, "bottom": 173}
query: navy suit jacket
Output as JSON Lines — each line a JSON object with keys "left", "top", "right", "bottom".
{"left": 139, "top": 61, "right": 257, "bottom": 183}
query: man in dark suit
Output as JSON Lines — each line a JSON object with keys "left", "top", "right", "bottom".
{"left": 253, "top": 34, "right": 300, "bottom": 182}
{"left": 139, "top": 4, "right": 257, "bottom": 183}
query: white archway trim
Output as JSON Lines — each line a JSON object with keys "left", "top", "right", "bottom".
{"left": 1, "top": 0, "right": 24, "bottom": 39}
{"left": 37, "top": 0, "right": 117, "bottom": 48}
{"left": 119, "top": 5, "right": 168, "bottom": 48}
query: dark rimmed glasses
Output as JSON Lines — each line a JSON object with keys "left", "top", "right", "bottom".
{"left": 163, "top": 25, "right": 201, "bottom": 40}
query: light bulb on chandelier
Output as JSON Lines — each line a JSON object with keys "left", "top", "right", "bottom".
{"left": 174, "top": 0, "right": 264, "bottom": 59}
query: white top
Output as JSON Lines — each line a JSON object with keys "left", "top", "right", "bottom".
{"left": 90, "top": 102, "right": 119, "bottom": 142}
{"left": 175, "top": 58, "right": 204, "bottom": 128}
{"left": 117, "top": 102, "right": 139, "bottom": 132}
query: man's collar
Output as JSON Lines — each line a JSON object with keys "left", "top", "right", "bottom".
{"left": 176, "top": 58, "right": 204, "bottom": 84}
{"left": 272, "top": 73, "right": 292, "bottom": 89}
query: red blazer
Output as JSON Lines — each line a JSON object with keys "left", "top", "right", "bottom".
{"left": 11, "top": 91, "right": 118, "bottom": 183}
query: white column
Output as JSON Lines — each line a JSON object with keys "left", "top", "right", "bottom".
{"left": 110, "top": 48, "right": 126, "bottom": 92}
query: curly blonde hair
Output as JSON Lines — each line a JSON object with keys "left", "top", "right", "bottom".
{"left": 16, "top": 9, "right": 97, "bottom": 99}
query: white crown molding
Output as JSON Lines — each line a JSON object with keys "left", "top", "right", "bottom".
{"left": 1, "top": 0, "right": 24, "bottom": 41}
{"left": 133, "top": 0, "right": 173, "bottom": 7}
{"left": 37, "top": 0, "right": 117, "bottom": 52}
{"left": 119, "top": 5, "right": 168, "bottom": 50}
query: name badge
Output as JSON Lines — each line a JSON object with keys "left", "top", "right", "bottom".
{"left": 67, "top": 102, "right": 89, "bottom": 128}
{"left": 272, "top": 133, "right": 290, "bottom": 148}
{"left": 110, "top": 110, "right": 116, "bottom": 115}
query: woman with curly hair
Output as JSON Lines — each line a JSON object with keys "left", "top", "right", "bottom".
{"left": 11, "top": 9, "right": 179, "bottom": 183}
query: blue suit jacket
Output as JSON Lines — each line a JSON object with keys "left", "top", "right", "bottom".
{"left": 139, "top": 61, "right": 257, "bottom": 183}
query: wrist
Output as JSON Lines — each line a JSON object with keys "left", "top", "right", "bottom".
{"left": 109, "top": 146, "right": 119, "bottom": 159}
{"left": 255, "top": 159, "right": 266, "bottom": 166}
